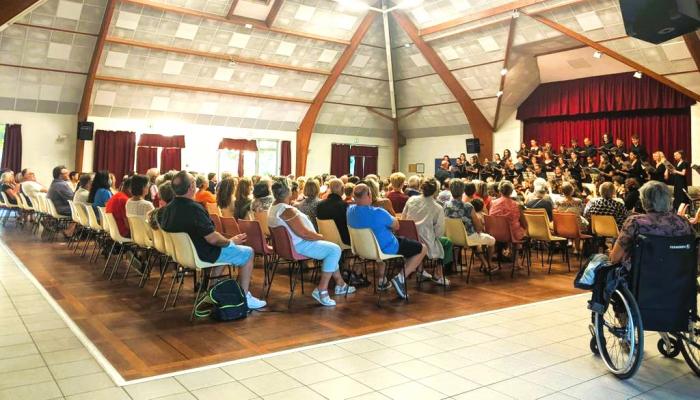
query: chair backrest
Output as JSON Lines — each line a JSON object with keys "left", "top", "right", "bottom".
{"left": 161, "top": 229, "right": 177, "bottom": 258}
{"left": 221, "top": 216, "right": 241, "bottom": 236}
{"left": 19, "top": 193, "right": 33, "bottom": 210}
{"left": 524, "top": 213, "right": 552, "bottom": 241}
{"left": 127, "top": 216, "right": 150, "bottom": 248}
{"left": 444, "top": 217, "right": 469, "bottom": 247}
{"left": 46, "top": 198, "right": 60, "bottom": 218}
{"left": 347, "top": 226, "right": 383, "bottom": 261}
{"left": 484, "top": 214, "right": 513, "bottom": 243}
{"left": 210, "top": 213, "right": 223, "bottom": 234}
{"left": 105, "top": 213, "right": 130, "bottom": 242}
{"left": 84, "top": 205, "right": 102, "bottom": 231}
{"left": 524, "top": 207, "right": 546, "bottom": 216}
{"left": 167, "top": 231, "right": 199, "bottom": 269}
{"left": 238, "top": 219, "right": 271, "bottom": 255}
{"left": 0, "top": 192, "right": 6, "bottom": 206}
{"left": 397, "top": 219, "right": 420, "bottom": 241}
{"left": 15, "top": 193, "right": 26, "bottom": 210}
{"left": 591, "top": 214, "right": 619, "bottom": 238}
{"left": 75, "top": 203, "right": 91, "bottom": 227}
{"left": 552, "top": 212, "right": 580, "bottom": 239}
{"left": 151, "top": 225, "right": 166, "bottom": 254}
{"left": 254, "top": 211, "right": 270, "bottom": 237}
{"left": 269, "top": 225, "right": 305, "bottom": 261}
{"left": 67, "top": 200, "right": 80, "bottom": 224}
{"left": 38, "top": 195, "right": 49, "bottom": 214}
{"left": 205, "top": 202, "right": 220, "bottom": 215}
{"left": 316, "top": 219, "right": 348, "bottom": 249}
{"left": 97, "top": 206, "right": 109, "bottom": 232}
{"left": 1, "top": 192, "right": 14, "bottom": 208}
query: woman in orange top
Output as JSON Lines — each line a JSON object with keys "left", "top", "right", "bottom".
{"left": 194, "top": 174, "right": 216, "bottom": 207}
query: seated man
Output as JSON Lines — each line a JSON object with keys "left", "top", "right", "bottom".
{"left": 158, "top": 171, "right": 266, "bottom": 309}
{"left": 20, "top": 168, "right": 47, "bottom": 206}
{"left": 316, "top": 178, "right": 350, "bottom": 246}
{"left": 47, "top": 165, "right": 73, "bottom": 216}
{"left": 347, "top": 183, "right": 427, "bottom": 298}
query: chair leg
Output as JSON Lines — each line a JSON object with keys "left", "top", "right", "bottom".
{"left": 161, "top": 266, "right": 180, "bottom": 311}
{"left": 288, "top": 261, "right": 299, "bottom": 308}
{"left": 123, "top": 249, "right": 137, "bottom": 281}
{"left": 102, "top": 241, "right": 116, "bottom": 275}
{"left": 171, "top": 268, "right": 188, "bottom": 308}
{"left": 153, "top": 257, "right": 170, "bottom": 297}
{"left": 109, "top": 245, "right": 127, "bottom": 281}
{"left": 191, "top": 269, "right": 210, "bottom": 321}
{"left": 264, "top": 258, "right": 279, "bottom": 299}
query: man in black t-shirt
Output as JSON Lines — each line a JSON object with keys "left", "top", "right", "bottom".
{"left": 158, "top": 171, "right": 266, "bottom": 309}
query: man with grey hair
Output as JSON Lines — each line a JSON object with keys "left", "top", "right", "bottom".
{"left": 584, "top": 182, "right": 628, "bottom": 229}
{"left": 317, "top": 179, "right": 350, "bottom": 246}
{"left": 158, "top": 171, "right": 266, "bottom": 309}
{"left": 347, "top": 183, "right": 427, "bottom": 298}
{"left": 610, "top": 180, "right": 693, "bottom": 266}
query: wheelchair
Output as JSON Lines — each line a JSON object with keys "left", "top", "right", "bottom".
{"left": 581, "top": 234, "right": 699, "bottom": 379}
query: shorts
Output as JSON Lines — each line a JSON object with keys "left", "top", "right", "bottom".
{"left": 215, "top": 243, "right": 254, "bottom": 266}
{"left": 467, "top": 232, "right": 496, "bottom": 246}
{"left": 396, "top": 236, "right": 423, "bottom": 258}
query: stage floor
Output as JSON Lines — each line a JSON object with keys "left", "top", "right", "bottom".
{"left": 1, "top": 226, "right": 580, "bottom": 381}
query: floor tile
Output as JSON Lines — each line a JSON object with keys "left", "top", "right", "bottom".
{"left": 285, "top": 362, "right": 343, "bottom": 385}
{"left": 417, "top": 371, "right": 481, "bottom": 396}
{"left": 264, "top": 352, "right": 315, "bottom": 370}
{"left": 174, "top": 368, "right": 235, "bottom": 391}
{"left": 350, "top": 367, "right": 410, "bottom": 390}
{"left": 124, "top": 378, "right": 188, "bottom": 400}
{"left": 65, "top": 387, "right": 131, "bottom": 400}
{"left": 421, "top": 351, "right": 475, "bottom": 370}
{"left": 48, "top": 359, "right": 103, "bottom": 380}
{"left": 309, "top": 376, "right": 373, "bottom": 400}
{"left": 519, "top": 367, "right": 583, "bottom": 391}
{"left": 262, "top": 386, "right": 326, "bottom": 400}
{"left": 392, "top": 341, "right": 441, "bottom": 358}
{"left": 452, "top": 386, "right": 513, "bottom": 399}
{"left": 239, "top": 371, "right": 302, "bottom": 396}
{"left": 56, "top": 371, "right": 115, "bottom": 396}
{"left": 359, "top": 348, "right": 412, "bottom": 367}
{"left": 221, "top": 359, "right": 277, "bottom": 380}
{"left": 191, "top": 381, "right": 257, "bottom": 400}
{"left": 0, "top": 354, "right": 45, "bottom": 373}
{"left": 0, "top": 366, "right": 53, "bottom": 390}
{"left": 337, "top": 339, "right": 386, "bottom": 354}
{"left": 388, "top": 359, "right": 443, "bottom": 380}
{"left": 380, "top": 381, "right": 444, "bottom": 400}
{"left": 302, "top": 345, "right": 354, "bottom": 362}
{"left": 325, "top": 354, "right": 380, "bottom": 374}
{"left": 0, "top": 343, "right": 38, "bottom": 360}
{"left": 489, "top": 377, "right": 555, "bottom": 400}
{"left": 346, "top": 393, "right": 390, "bottom": 400}
{"left": 0, "top": 380, "right": 62, "bottom": 400}
{"left": 41, "top": 348, "right": 93, "bottom": 365}
{"left": 452, "top": 364, "right": 512, "bottom": 386}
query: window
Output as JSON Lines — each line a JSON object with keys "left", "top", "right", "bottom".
{"left": 218, "top": 150, "right": 240, "bottom": 176}
{"left": 257, "top": 140, "right": 279, "bottom": 176}
{"left": 216, "top": 139, "right": 280, "bottom": 177}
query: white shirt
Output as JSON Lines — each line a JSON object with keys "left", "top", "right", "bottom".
{"left": 21, "top": 181, "right": 44, "bottom": 198}
{"left": 267, "top": 203, "right": 316, "bottom": 246}
{"left": 125, "top": 198, "right": 154, "bottom": 218}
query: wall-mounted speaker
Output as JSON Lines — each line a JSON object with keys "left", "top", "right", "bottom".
{"left": 77, "top": 121, "right": 94, "bottom": 141}
{"left": 466, "top": 138, "right": 480, "bottom": 154}
{"left": 620, "top": 0, "right": 700, "bottom": 44}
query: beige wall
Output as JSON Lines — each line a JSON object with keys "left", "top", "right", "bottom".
{"left": 692, "top": 104, "right": 699, "bottom": 186}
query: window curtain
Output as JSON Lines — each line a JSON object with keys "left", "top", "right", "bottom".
{"left": 350, "top": 145, "right": 378, "bottom": 178}
{"left": 280, "top": 140, "right": 291, "bottom": 176}
{"left": 219, "top": 139, "right": 258, "bottom": 177}
{"left": 93, "top": 130, "right": 136, "bottom": 186}
{"left": 1, "top": 124, "right": 22, "bottom": 173}
{"left": 518, "top": 73, "right": 694, "bottom": 164}
{"left": 136, "top": 147, "right": 158, "bottom": 174}
{"left": 160, "top": 148, "right": 181, "bottom": 172}
{"left": 330, "top": 144, "right": 350, "bottom": 176}
{"left": 138, "top": 134, "right": 185, "bottom": 148}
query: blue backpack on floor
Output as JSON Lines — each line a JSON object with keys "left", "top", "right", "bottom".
{"left": 194, "top": 279, "right": 248, "bottom": 321}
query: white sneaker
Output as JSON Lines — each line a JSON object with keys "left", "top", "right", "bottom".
{"left": 432, "top": 276, "right": 451, "bottom": 287}
{"left": 334, "top": 284, "right": 356, "bottom": 295}
{"left": 419, "top": 270, "right": 433, "bottom": 282}
{"left": 246, "top": 292, "right": 267, "bottom": 310}
{"left": 312, "top": 288, "right": 336, "bottom": 306}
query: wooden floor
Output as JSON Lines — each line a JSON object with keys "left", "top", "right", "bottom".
{"left": 1, "top": 225, "right": 581, "bottom": 380}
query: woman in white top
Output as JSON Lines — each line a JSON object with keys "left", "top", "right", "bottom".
{"left": 125, "top": 175, "right": 155, "bottom": 218}
{"left": 268, "top": 180, "right": 354, "bottom": 306}
{"left": 401, "top": 178, "right": 450, "bottom": 286}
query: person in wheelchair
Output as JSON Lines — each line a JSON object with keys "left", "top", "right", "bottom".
{"left": 609, "top": 180, "right": 694, "bottom": 267}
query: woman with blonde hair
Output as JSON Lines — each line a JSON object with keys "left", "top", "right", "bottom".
{"left": 294, "top": 178, "right": 321, "bottom": 228}
{"left": 0, "top": 171, "right": 19, "bottom": 205}
{"left": 233, "top": 177, "right": 252, "bottom": 220}
{"left": 649, "top": 151, "right": 667, "bottom": 182}
{"left": 216, "top": 177, "right": 236, "bottom": 217}
{"left": 366, "top": 178, "right": 396, "bottom": 216}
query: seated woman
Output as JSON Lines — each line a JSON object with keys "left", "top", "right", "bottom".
{"left": 489, "top": 181, "right": 527, "bottom": 243}
{"left": 366, "top": 178, "right": 396, "bottom": 216}
{"left": 1, "top": 171, "right": 19, "bottom": 205}
{"left": 148, "top": 182, "right": 174, "bottom": 230}
{"left": 524, "top": 186, "right": 554, "bottom": 220}
{"left": 216, "top": 177, "right": 236, "bottom": 218}
{"left": 233, "top": 177, "right": 252, "bottom": 220}
{"left": 584, "top": 182, "right": 628, "bottom": 229}
{"left": 610, "top": 181, "right": 694, "bottom": 266}
{"left": 623, "top": 178, "right": 642, "bottom": 213}
{"left": 268, "top": 180, "right": 355, "bottom": 306}
{"left": 402, "top": 178, "right": 451, "bottom": 286}
{"left": 251, "top": 179, "right": 274, "bottom": 213}
{"left": 555, "top": 182, "right": 588, "bottom": 228}
{"left": 444, "top": 180, "right": 496, "bottom": 272}
{"left": 294, "top": 178, "right": 321, "bottom": 228}
{"left": 88, "top": 171, "right": 112, "bottom": 221}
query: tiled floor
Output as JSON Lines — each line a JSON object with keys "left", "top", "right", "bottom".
{"left": 0, "top": 240, "right": 697, "bottom": 400}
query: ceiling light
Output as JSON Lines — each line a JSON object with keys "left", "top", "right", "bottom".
{"left": 404, "top": 43, "right": 411, "bottom": 48}
{"left": 633, "top": 71, "right": 642, "bottom": 79}
{"left": 336, "top": 0, "right": 370, "bottom": 11}
{"left": 244, "top": 23, "right": 253, "bottom": 29}
{"left": 593, "top": 50, "right": 602, "bottom": 59}
{"left": 512, "top": 10, "right": 520, "bottom": 18}
{"left": 396, "top": 0, "right": 423, "bottom": 9}
{"left": 496, "top": 90, "right": 503, "bottom": 97}
{"left": 500, "top": 68, "right": 508, "bottom": 76}
{"left": 228, "top": 57, "right": 237, "bottom": 67}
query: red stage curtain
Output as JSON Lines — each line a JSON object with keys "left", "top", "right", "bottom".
{"left": 219, "top": 139, "right": 258, "bottom": 151}
{"left": 364, "top": 156, "right": 378, "bottom": 176}
{"left": 517, "top": 73, "right": 695, "bottom": 120}
{"left": 138, "top": 134, "right": 185, "bottom": 148}
{"left": 93, "top": 130, "right": 135, "bottom": 186}
{"left": 1, "top": 124, "right": 22, "bottom": 172}
{"left": 136, "top": 147, "right": 158, "bottom": 174}
{"left": 522, "top": 110, "right": 691, "bottom": 161}
{"left": 280, "top": 140, "right": 291, "bottom": 176}
{"left": 330, "top": 144, "right": 350, "bottom": 176}
{"left": 160, "top": 148, "right": 181, "bottom": 173}
{"left": 350, "top": 145, "right": 378, "bottom": 157}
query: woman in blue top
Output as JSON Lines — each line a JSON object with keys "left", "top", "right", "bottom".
{"left": 88, "top": 170, "right": 112, "bottom": 220}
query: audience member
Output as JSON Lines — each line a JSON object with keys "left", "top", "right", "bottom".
{"left": 405, "top": 175, "right": 421, "bottom": 197}
{"left": 126, "top": 174, "right": 155, "bottom": 218}
{"left": 525, "top": 186, "right": 554, "bottom": 220}
{"left": 68, "top": 171, "right": 79, "bottom": 191}
{"left": 216, "top": 177, "right": 236, "bottom": 218}
{"left": 584, "top": 182, "right": 628, "bottom": 229}
{"left": 294, "top": 178, "right": 321, "bottom": 228}
{"left": 73, "top": 174, "right": 92, "bottom": 204}
{"left": 386, "top": 172, "right": 409, "bottom": 213}
{"left": 106, "top": 177, "right": 132, "bottom": 238}
{"left": 234, "top": 177, "right": 253, "bottom": 220}
{"left": 207, "top": 172, "right": 217, "bottom": 193}
{"left": 316, "top": 178, "right": 350, "bottom": 246}
{"left": 47, "top": 166, "right": 73, "bottom": 216}
{"left": 489, "top": 181, "right": 526, "bottom": 242}
{"left": 1, "top": 171, "right": 19, "bottom": 205}
{"left": 88, "top": 171, "right": 113, "bottom": 219}
{"left": 194, "top": 175, "right": 216, "bottom": 207}
{"left": 19, "top": 168, "right": 47, "bottom": 204}
{"left": 366, "top": 179, "right": 395, "bottom": 216}
{"left": 251, "top": 179, "right": 273, "bottom": 213}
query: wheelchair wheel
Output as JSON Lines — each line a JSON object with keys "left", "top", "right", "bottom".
{"left": 590, "top": 337, "right": 599, "bottom": 355}
{"left": 594, "top": 285, "right": 644, "bottom": 379}
{"left": 678, "top": 308, "right": 700, "bottom": 376}
{"left": 657, "top": 337, "right": 681, "bottom": 358}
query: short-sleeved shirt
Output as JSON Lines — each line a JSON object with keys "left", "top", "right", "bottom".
{"left": 489, "top": 196, "right": 526, "bottom": 242}
{"left": 106, "top": 191, "right": 130, "bottom": 237}
{"left": 316, "top": 193, "right": 350, "bottom": 245}
{"left": 195, "top": 189, "right": 216, "bottom": 206}
{"left": 616, "top": 212, "right": 693, "bottom": 262}
{"left": 347, "top": 204, "right": 398, "bottom": 254}
{"left": 584, "top": 198, "right": 628, "bottom": 228}
{"left": 387, "top": 191, "right": 409, "bottom": 213}
{"left": 158, "top": 197, "right": 220, "bottom": 263}
{"left": 444, "top": 199, "right": 476, "bottom": 235}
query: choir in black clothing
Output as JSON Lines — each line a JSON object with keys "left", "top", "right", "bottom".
{"left": 442, "top": 134, "right": 692, "bottom": 208}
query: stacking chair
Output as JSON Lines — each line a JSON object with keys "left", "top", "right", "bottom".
{"left": 102, "top": 212, "right": 135, "bottom": 280}
{"left": 590, "top": 214, "right": 620, "bottom": 252}
{"left": 484, "top": 215, "right": 529, "bottom": 279}
{"left": 159, "top": 230, "right": 185, "bottom": 311}
{"left": 166, "top": 231, "right": 232, "bottom": 320}
{"left": 45, "top": 198, "right": 71, "bottom": 241}
{"left": 317, "top": 219, "right": 353, "bottom": 278}
{"left": 237, "top": 219, "right": 275, "bottom": 296}
{"left": 552, "top": 212, "right": 592, "bottom": 271}
{"left": 220, "top": 216, "right": 241, "bottom": 236}
{"left": 124, "top": 216, "right": 155, "bottom": 285}
{"left": 67, "top": 200, "right": 86, "bottom": 252}
{"left": 0, "top": 192, "right": 20, "bottom": 226}
{"left": 268, "top": 226, "right": 312, "bottom": 307}
{"left": 84, "top": 205, "right": 106, "bottom": 261}
{"left": 74, "top": 202, "right": 94, "bottom": 255}
{"left": 397, "top": 219, "right": 443, "bottom": 290}
{"left": 524, "top": 213, "right": 568, "bottom": 274}
{"left": 210, "top": 213, "right": 225, "bottom": 237}
{"left": 348, "top": 226, "right": 405, "bottom": 304}
{"left": 254, "top": 211, "right": 270, "bottom": 238}
{"left": 444, "top": 218, "right": 479, "bottom": 283}
{"left": 18, "top": 193, "right": 35, "bottom": 228}
{"left": 150, "top": 226, "right": 174, "bottom": 298}
{"left": 205, "top": 202, "right": 220, "bottom": 215}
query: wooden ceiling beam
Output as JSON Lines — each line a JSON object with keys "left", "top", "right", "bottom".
{"left": 14, "top": 22, "right": 98, "bottom": 36}
{"left": 0, "top": 0, "right": 43, "bottom": 28}
{"left": 326, "top": 101, "right": 391, "bottom": 110}
{"left": 76, "top": 0, "right": 116, "bottom": 172}
{"left": 492, "top": 16, "right": 516, "bottom": 130}
{"left": 523, "top": 10, "right": 700, "bottom": 102}
{"left": 226, "top": 0, "right": 240, "bottom": 20}
{"left": 683, "top": 32, "right": 700, "bottom": 72}
{"left": 0, "top": 63, "right": 87, "bottom": 75}
{"left": 398, "top": 106, "right": 422, "bottom": 120}
{"left": 365, "top": 106, "right": 394, "bottom": 121}
{"left": 265, "top": 0, "right": 284, "bottom": 27}
{"left": 123, "top": 0, "right": 350, "bottom": 46}
{"left": 393, "top": 10, "right": 493, "bottom": 160}
{"left": 95, "top": 75, "right": 313, "bottom": 104}
{"left": 105, "top": 36, "right": 331, "bottom": 76}
{"left": 295, "top": 12, "right": 378, "bottom": 176}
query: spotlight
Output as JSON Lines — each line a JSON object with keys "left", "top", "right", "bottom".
{"left": 228, "top": 58, "right": 237, "bottom": 67}
{"left": 244, "top": 23, "right": 253, "bottom": 29}
{"left": 633, "top": 71, "right": 642, "bottom": 79}
{"left": 404, "top": 43, "right": 411, "bottom": 48}
{"left": 496, "top": 90, "right": 503, "bottom": 97}
{"left": 593, "top": 50, "right": 602, "bottom": 59}
{"left": 500, "top": 68, "right": 508, "bottom": 76}
{"left": 512, "top": 10, "right": 520, "bottom": 19}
